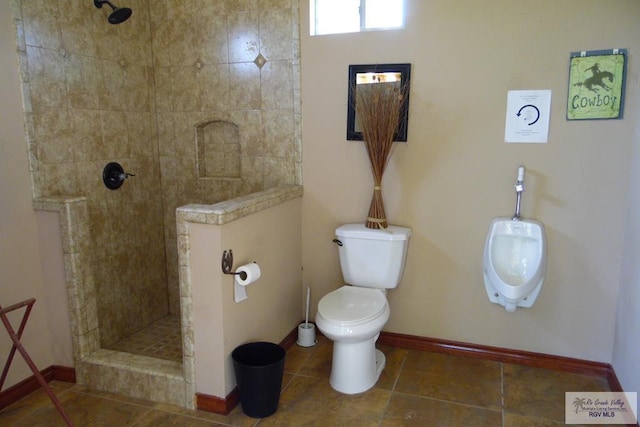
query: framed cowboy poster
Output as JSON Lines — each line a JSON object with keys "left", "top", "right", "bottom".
{"left": 567, "top": 49, "right": 627, "bottom": 120}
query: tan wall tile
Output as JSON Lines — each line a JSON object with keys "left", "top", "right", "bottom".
{"left": 227, "top": 11, "right": 260, "bottom": 63}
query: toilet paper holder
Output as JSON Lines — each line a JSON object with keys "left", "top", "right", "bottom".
{"left": 221, "top": 250, "right": 252, "bottom": 280}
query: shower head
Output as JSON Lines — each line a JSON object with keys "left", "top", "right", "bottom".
{"left": 94, "top": 0, "right": 132, "bottom": 24}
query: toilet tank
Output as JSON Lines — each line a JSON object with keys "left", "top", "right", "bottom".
{"left": 335, "top": 223, "right": 411, "bottom": 289}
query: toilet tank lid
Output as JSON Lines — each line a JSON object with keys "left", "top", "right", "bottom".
{"left": 335, "top": 223, "right": 412, "bottom": 241}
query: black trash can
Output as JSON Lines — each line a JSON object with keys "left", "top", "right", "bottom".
{"left": 232, "top": 342, "right": 285, "bottom": 418}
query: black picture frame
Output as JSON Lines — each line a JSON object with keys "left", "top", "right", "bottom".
{"left": 346, "top": 63, "right": 411, "bottom": 142}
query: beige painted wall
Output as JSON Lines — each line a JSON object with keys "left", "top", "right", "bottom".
{"left": 35, "top": 211, "right": 73, "bottom": 366}
{"left": 0, "top": 1, "right": 71, "bottom": 388}
{"left": 300, "top": 0, "right": 640, "bottom": 363}
{"left": 191, "top": 198, "right": 302, "bottom": 397}
{"left": 614, "top": 99, "right": 640, "bottom": 391}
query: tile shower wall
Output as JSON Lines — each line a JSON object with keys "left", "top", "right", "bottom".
{"left": 15, "top": 0, "right": 301, "bottom": 346}
{"left": 150, "top": 0, "right": 302, "bottom": 313}
{"left": 16, "top": 0, "right": 167, "bottom": 348}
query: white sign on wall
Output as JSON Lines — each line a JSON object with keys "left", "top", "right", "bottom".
{"left": 505, "top": 90, "right": 552, "bottom": 143}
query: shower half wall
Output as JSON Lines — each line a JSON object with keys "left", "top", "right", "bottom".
{"left": 13, "top": 0, "right": 301, "bottom": 378}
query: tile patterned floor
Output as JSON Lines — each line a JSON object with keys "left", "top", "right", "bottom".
{"left": 106, "top": 315, "right": 182, "bottom": 363}
{"left": 0, "top": 335, "right": 614, "bottom": 426}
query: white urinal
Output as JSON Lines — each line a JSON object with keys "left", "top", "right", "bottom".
{"left": 483, "top": 217, "right": 547, "bottom": 312}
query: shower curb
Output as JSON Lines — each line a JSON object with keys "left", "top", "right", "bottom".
{"left": 78, "top": 349, "right": 187, "bottom": 407}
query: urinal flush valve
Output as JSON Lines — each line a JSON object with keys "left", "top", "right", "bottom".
{"left": 513, "top": 166, "right": 525, "bottom": 220}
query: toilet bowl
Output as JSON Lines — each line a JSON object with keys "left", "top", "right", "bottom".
{"left": 316, "top": 286, "right": 390, "bottom": 394}
{"left": 316, "top": 223, "right": 411, "bottom": 394}
{"left": 483, "top": 217, "right": 546, "bottom": 312}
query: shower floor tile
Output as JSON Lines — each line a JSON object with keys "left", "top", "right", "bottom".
{"left": 107, "top": 314, "right": 182, "bottom": 363}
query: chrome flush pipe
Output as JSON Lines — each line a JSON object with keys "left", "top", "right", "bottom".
{"left": 513, "top": 166, "right": 525, "bottom": 220}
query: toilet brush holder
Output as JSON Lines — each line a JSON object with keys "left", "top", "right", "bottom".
{"left": 297, "top": 323, "right": 316, "bottom": 347}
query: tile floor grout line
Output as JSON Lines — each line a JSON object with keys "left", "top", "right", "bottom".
{"left": 3, "top": 386, "right": 74, "bottom": 427}
{"left": 377, "top": 350, "right": 407, "bottom": 427}
{"left": 290, "top": 372, "right": 331, "bottom": 380}
{"left": 391, "top": 350, "right": 408, "bottom": 392}
{"left": 390, "top": 389, "right": 503, "bottom": 413}
{"left": 280, "top": 372, "right": 296, "bottom": 394}
{"left": 128, "top": 406, "right": 156, "bottom": 427}
{"left": 67, "top": 387, "right": 156, "bottom": 409}
{"left": 73, "top": 388, "right": 237, "bottom": 427}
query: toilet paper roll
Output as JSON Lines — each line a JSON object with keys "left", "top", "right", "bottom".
{"left": 234, "top": 263, "right": 261, "bottom": 303}
{"left": 236, "top": 263, "right": 261, "bottom": 286}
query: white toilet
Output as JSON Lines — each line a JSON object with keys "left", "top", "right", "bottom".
{"left": 482, "top": 217, "right": 547, "bottom": 312}
{"left": 316, "top": 223, "right": 411, "bottom": 394}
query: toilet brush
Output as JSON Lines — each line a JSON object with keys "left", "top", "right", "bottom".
{"left": 297, "top": 286, "right": 316, "bottom": 347}
{"left": 305, "top": 286, "right": 310, "bottom": 327}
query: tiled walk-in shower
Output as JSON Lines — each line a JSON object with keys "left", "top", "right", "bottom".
{"left": 15, "top": 0, "right": 302, "bottom": 349}
{"left": 15, "top": 0, "right": 302, "bottom": 406}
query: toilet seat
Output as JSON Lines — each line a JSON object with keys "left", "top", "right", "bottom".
{"left": 317, "top": 286, "right": 387, "bottom": 326}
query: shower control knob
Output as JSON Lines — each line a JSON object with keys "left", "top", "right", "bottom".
{"left": 103, "top": 162, "right": 134, "bottom": 190}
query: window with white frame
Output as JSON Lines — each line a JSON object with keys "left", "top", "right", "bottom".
{"left": 310, "top": 0, "right": 405, "bottom": 36}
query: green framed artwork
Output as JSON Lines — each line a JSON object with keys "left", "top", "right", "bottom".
{"left": 567, "top": 49, "right": 627, "bottom": 120}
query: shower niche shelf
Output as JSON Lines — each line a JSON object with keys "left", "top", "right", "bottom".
{"left": 195, "top": 120, "right": 241, "bottom": 180}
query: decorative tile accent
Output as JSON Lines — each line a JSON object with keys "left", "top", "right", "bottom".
{"left": 192, "top": 57, "right": 204, "bottom": 72}
{"left": 253, "top": 52, "right": 267, "bottom": 69}
{"left": 57, "top": 44, "right": 67, "bottom": 58}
